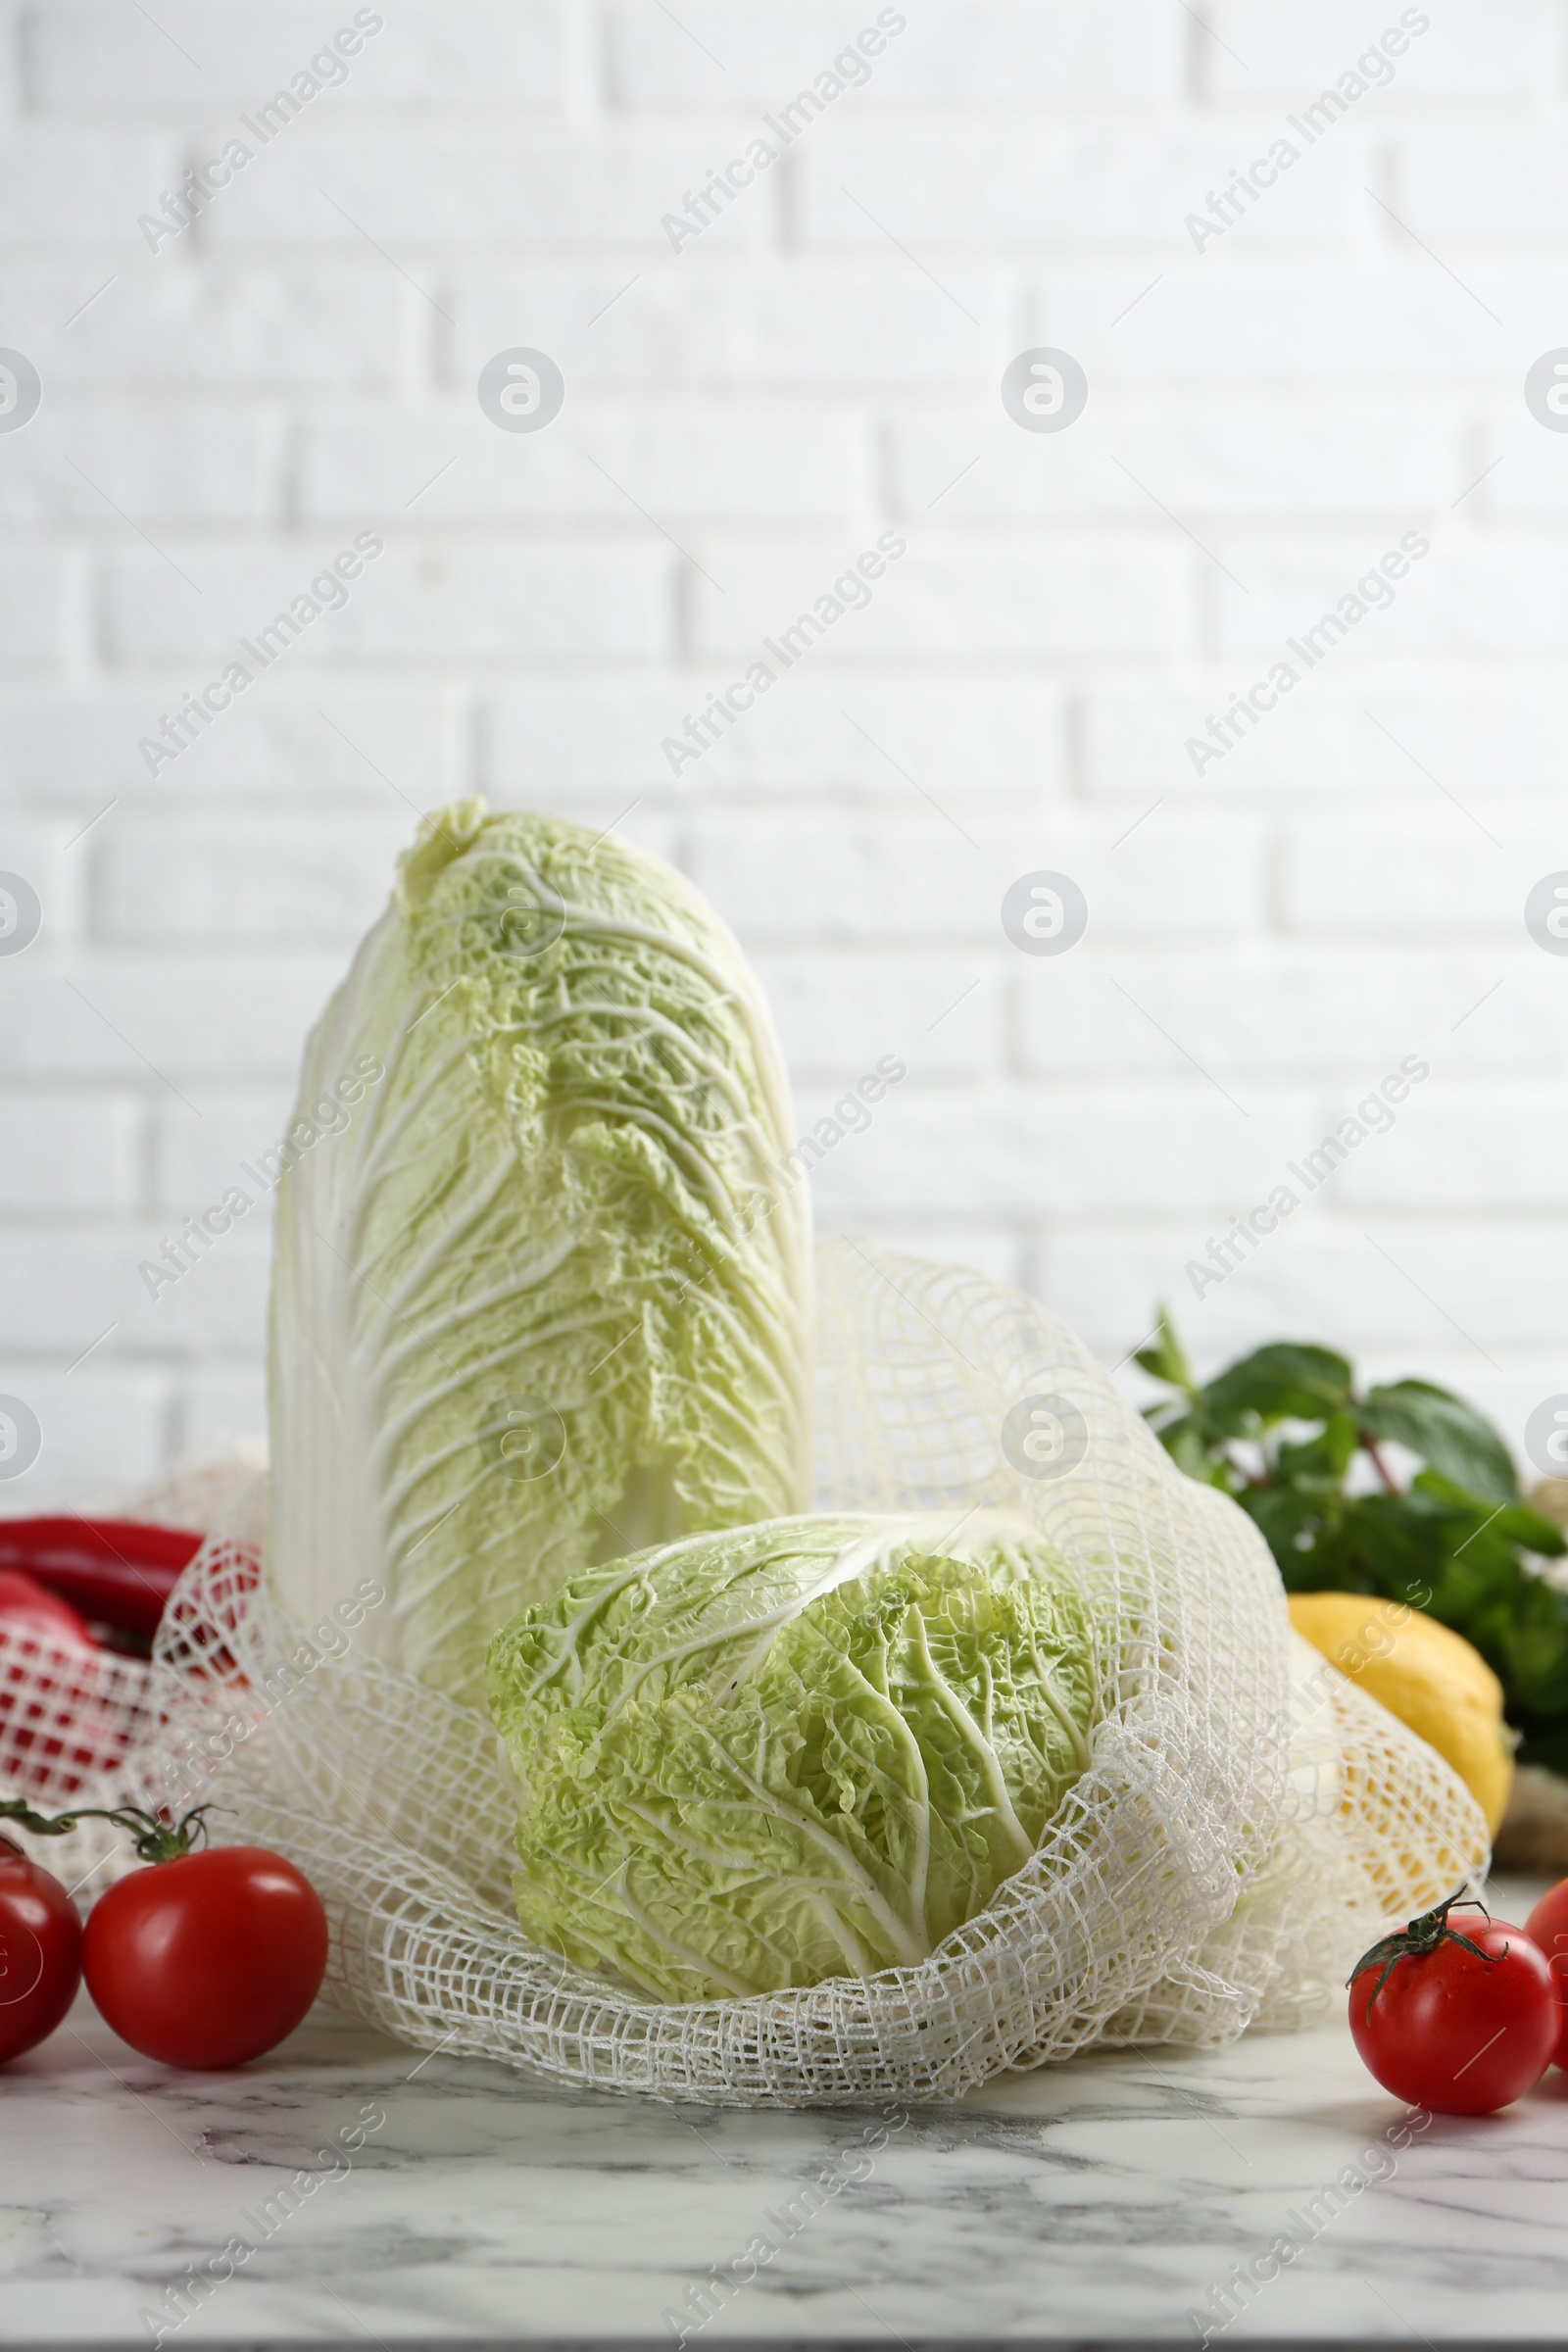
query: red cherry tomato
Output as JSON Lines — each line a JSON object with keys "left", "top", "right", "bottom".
{"left": 1348, "top": 1899, "right": 1556, "bottom": 2115}
{"left": 84, "top": 1844, "right": 327, "bottom": 2070}
{"left": 0, "top": 1838, "right": 82, "bottom": 2063}
{"left": 1524, "top": 1878, "right": 1568, "bottom": 2070}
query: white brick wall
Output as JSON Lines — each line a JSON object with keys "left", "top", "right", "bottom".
{"left": 3, "top": 0, "right": 1567, "bottom": 1503}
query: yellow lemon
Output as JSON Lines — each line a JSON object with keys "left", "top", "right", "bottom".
{"left": 1288, "top": 1592, "right": 1513, "bottom": 1836}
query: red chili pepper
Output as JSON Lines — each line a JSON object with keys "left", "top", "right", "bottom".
{"left": 0, "top": 1568, "right": 96, "bottom": 1650}
{"left": 0, "top": 1519, "right": 202, "bottom": 1642}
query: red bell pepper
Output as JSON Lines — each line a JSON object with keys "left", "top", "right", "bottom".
{"left": 0, "top": 1523, "right": 211, "bottom": 1799}
{"left": 0, "top": 1569, "right": 95, "bottom": 1650}
{"left": 0, "top": 1519, "right": 202, "bottom": 1642}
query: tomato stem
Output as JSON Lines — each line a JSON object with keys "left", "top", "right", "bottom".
{"left": 0, "top": 1796, "right": 219, "bottom": 1863}
{"left": 1348, "top": 1889, "right": 1501, "bottom": 2023}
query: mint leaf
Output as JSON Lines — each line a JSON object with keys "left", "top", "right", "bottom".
{"left": 1200, "top": 1342, "right": 1353, "bottom": 1436}
{"left": 1359, "top": 1380, "right": 1518, "bottom": 1506}
{"left": 1132, "top": 1302, "right": 1199, "bottom": 1396}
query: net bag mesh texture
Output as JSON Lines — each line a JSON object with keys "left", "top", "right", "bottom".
{"left": 0, "top": 1633, "right": 158, "bottom": 1896}
{"left": 0, "top": 1451, "right": 264, "bottom": 1894}
{"left": 11, "top": 1244, "right": 1487, "bottom": 2105}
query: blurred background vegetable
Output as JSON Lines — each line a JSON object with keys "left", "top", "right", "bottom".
{"left": 1137, "top": 1310, "right": 1568, "bottom": 1777}
{"left": 1286, "top": 1592, "right": 1513, "bottom": 1834}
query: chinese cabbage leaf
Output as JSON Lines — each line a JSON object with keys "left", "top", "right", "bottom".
{"left": 267, "top": 800, "right": 812, "bottom": 1704}
{"left": 488, "top": 1511, "right": 1098, "bottom": 2001}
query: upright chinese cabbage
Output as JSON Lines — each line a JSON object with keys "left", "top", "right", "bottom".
{"left": 267, "top": 800, "right": 812, "bottom": 1706}
{"left": 488, "top": 1512, "right": 1098, "bottom": 2001}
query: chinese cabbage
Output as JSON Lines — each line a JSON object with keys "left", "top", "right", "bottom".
{"left": 267, "top": 801, "right": 812, "bottom": 1704}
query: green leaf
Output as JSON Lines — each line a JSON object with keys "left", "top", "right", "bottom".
{"left": 1274, "top": 1408, "right": 1359, "bottom": 1493}
{"left": 1134, "top": 1295, "right": 1568, "bottom": 1770}
{"left": 1243, "top": 1482, "right": 1337, "bottom": 1581}
{"left": 1167, "top": 1419, "right": 1229, "bottom": 1484}
{"left": 1200, "top": 1342, "right": 1353, "bottom": 1436}
{"left": 1143, "top": 1402, "right": 1243, "bottom": 1490}
{"left": 1408, "top": 1469, "right": 1564, "bottom": 1556}
{"left": 1310, "top": 1493, "right": 1445, "bottom": 1604}
{"left": 1132, "top": 1302, "right": 1199, "bottom": 1396}
{"left": 1358, "top": 1380, "right": 1519, "bottom": 1505}
{"left": 1502, "top": 1504, "right": 1568, "bottom": 1558}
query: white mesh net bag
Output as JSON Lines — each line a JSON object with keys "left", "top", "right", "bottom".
{"left": 0, "top": 1450, "right": 264, "bottom": 1897}
{"left": 107, "top": 1241, "right": 1487, "bottom": 2107}
{"left": 0, "top": 1633, "right": 157, "bottom": 1896}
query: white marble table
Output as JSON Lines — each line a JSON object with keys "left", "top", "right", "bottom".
{"left": 4, "top": 1883, "right": 1567, "bottom": 2349}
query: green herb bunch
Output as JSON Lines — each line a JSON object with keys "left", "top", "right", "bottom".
{"left": 1136, "top": 1309, "right": 1568, "bottom": 1774}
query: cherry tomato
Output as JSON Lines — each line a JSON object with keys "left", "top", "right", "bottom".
{"left": 0, "top": 1838, "right": 82, "bottom": 2063}
{"left": 1348, "top": 1897, "right": 1556, "bottom": 2115}
{"left": 85, "top": 1844, "right": 327, "bottom": 2070}
{"left": 1524, "top": 1878, "right": 1568, "bottom": 2070}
